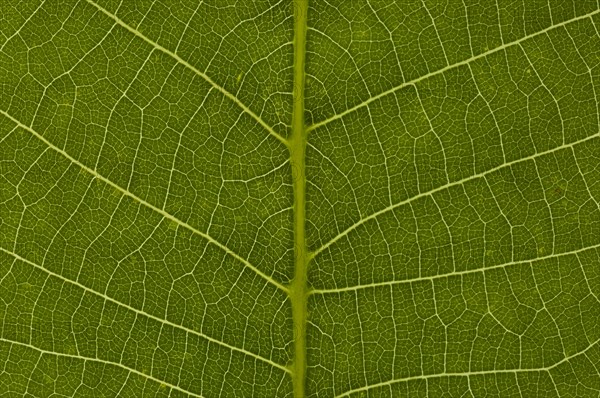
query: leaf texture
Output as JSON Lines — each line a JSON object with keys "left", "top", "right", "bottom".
{"left": 1, "top": 1, "right": 600, "bottom": 397}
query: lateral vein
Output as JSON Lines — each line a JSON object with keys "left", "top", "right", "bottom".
{"left": 334, "top": 338, "right": 600, "bottom": 398}
{"left": 310, "top": 241, "right": 600, "bottom": 295}
{"left": 0, "top": 110, "right": 289, "bottom": 294}
{"left": 85, "top": 0, "right": 289, "bottom": 147}
{"left": 310, "top": 132, "right": 600, "bottom": 260}
{"left": 0, "top": 337, "right": 205, "bottom": 398}
{"left": 0, "top": 247, "right": 291, "bottom": 374}
{"left": 335, "top": 339, "right": 600, "bottom": 398}
{"left": 306, "top": 8, "right": 600, "bottom": 133}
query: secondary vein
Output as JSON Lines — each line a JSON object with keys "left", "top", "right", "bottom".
{"left": 0, "top": 337, "right": 206, "bottom": 398}
{"left": 0, "top": 247, "right": 290, "bottom": 374}
{"left": 310, "top": 131, "right": 600, "bottom": 261}
{"left": 0, "top": 109, "right": 289, "bottom": 295}
{"left": 306, "top": 8, "right": 600, "bottom": 134}
{"left": 334, "top": 337, "right": 600, "bottom": 397}
{"left": 85, "top": 0, "right": 289, "bottom": 147}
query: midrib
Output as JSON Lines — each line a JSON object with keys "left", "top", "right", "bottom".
{"left": 289, "top": 0, "right": 309, "bottom": 397}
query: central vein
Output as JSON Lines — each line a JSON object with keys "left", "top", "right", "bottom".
{"left": 289, "top": 0, "right": 309, "bottom": 396}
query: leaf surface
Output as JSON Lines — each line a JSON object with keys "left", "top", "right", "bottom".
{"left": 1, "top": 1, "right": 600, "bottom": 397}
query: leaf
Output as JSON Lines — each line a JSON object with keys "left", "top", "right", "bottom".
{"left": 1, "top": 0, "right": 599, "bottom": 397}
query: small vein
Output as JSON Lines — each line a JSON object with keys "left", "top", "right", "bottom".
{"left": 0, "top": 0, "right": 47, "bottom": 52}
{"left": 0, "top": 246, "right": 291, "bottom": 375}
{"left": 85, "top": 0, "right": 289, "bottom": 147}
{"left": 310, "top": 132, "right": 600, "bottom": 260}
{"left": 0, "top": 337, "right": 204, "bottom": 398}
{"left": 309, "top": 241, "right": 600, "bottom": 295}
{"left": 0, "top": 109, "right": 289, "bottom": 293}
{"left": 306, "top": 8, "right": 600, "bottom": 133}
{"left": 333, "top": 338, "right": 600, "bottom": 397}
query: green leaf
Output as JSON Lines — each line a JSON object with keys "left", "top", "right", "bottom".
{"left": 1, "top": 1, "right": 600, "bottom": 397}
